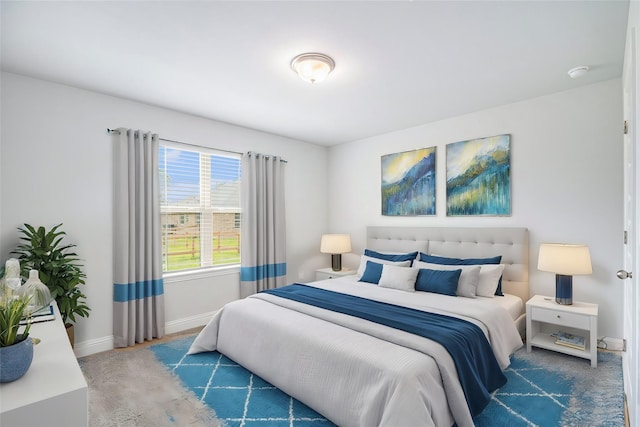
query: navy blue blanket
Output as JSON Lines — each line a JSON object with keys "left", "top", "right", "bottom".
{"left": 262, "top": 284, "right": 506, "bottom": 417}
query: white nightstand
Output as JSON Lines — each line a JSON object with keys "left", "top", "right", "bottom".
{"left": 526, "top": 294, "right": 598, "bottom": 367}
{"left": 315, "top": 268, "right": 355, "bottom": 281}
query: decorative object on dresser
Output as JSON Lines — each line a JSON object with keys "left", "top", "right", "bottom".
{"left": 0, "top": 256, "right": 53, "bottom": 383}
{"left": 10, "top": 223, "right": 90, "bottom": 346}
{"left": 537, "top": 243, "right": 592, "bottom": 305}
{"left": 20, "top": 270, "right": 52, "bottom": 312}
{"left": 0, "top": 292, "right": 34, "bottom": 383}
{"left": 0, "top": 334, "right": 33, "bottom": 384}
{"left": 320, "top": 234, "right": 352, "bottom": 271}
{"left": 526, "top": 294, "right": 598, "bottom": 367}
{"left": 2, "top": 259, "right": 21, "bottom": 291}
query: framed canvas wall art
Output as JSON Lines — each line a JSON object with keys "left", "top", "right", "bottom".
{"left": 381, "top": 147, "right": 436, "bottom": 216}
{"left": 446, "top": 134, "right": 511, "bottom": 216}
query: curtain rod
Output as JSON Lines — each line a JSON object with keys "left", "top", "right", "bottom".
{"left": 106, "top": 128, "right": 287, "bottom": 163}
{"left": 107, "top": 128, "right": 243, "bottom": 156}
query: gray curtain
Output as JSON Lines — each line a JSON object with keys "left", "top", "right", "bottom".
{"left": 240, "top": 152, "right": 287, "bottom": 298}
{"left": 112, "top": 128, "right": 165, "bottom": 347}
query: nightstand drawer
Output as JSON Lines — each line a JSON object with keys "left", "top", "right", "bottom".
{"left": 315, "top": 268, "right": 355, "bottom": 281}
{"left": 530, "top": 306, "right": 590, "bottom": 329}
{"left": 316, "top": 271, "right": 339, "bottom": 281}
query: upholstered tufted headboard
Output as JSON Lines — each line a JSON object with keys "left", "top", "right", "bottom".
{"left": 366, "top": 226, "right": 529, "bottom": 305}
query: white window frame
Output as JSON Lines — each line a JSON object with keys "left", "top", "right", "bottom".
{"left": 159, "top": 141, "right": 241, "bottom": 275}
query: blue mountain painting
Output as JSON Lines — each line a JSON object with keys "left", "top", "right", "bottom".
{"left": 382, "top": 149, "right": 436, "bottom": 216}
{"left": 446, "top": 136, "right": 510, "bottom": 216}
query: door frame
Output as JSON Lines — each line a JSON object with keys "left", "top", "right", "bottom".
{"left": 622, "top": 24, "right": 639, "bottom": 427}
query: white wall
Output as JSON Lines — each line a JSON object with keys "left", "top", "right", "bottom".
{"left": 0, "top": 72, "right": 625, "bottom": 351}
{"left": 328, "top": 79, "right": 624, "bottom": 342}
{"left": 0, "top": 72, "right": 329, "bottom": 356}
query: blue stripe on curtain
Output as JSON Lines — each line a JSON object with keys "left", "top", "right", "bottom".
{"left": 240, "top": 263, "right": 287, "bottom": 282}
{"left": 113, "top": 279, "right": 165, "bottom": 302}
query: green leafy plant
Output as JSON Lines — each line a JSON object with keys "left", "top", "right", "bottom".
{"left": 0, "top": 294, "right": 32, "bottom": 347}
{"left": 11, "top": 224, "right": 90, "bottom": 326}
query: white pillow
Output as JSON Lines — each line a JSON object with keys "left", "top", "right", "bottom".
{"left": 378, "top": 264, "right": 418, "bottom": 292}
{"left": 476, "top": 264, "right": 506, "bottom": 298}
{"left": 356, "top": 255, "right": 412, "bottom": 278}
{"left": 414, "top": 261, "right": 481, "bottom": 298}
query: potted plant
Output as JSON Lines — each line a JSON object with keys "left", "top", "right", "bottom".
{"left": 0, "top": 292, "right": 34, "bottom": 382}
{"left": 11, "top": 223, "right": 90, "bottom": 346}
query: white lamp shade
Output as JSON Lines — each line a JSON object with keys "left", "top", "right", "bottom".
{"left": 320, "top": 234, "right": 352, "bottom": 254}
{"left": 538, "top": 243, "right": 593, "bottom": 275}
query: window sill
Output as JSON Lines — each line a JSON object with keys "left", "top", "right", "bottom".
{"left": 163, "top": 265, "right": 240, "bottom": 283}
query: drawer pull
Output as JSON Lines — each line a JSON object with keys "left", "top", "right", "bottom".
{"left": 557, "top": 315, "right": 561, "bottom": 319}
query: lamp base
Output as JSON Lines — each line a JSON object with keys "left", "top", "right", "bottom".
{"left": 331, "top": 254, "right": 342, "bottom": 272}
{"left": 555, "top": 274, "right": 573, "bottom": 305}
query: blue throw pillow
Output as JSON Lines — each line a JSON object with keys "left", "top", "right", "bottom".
{"left": 415, "top": 268, "right": 462, "bottom": 296}
{"left": 359, "top": 260, "right": 385, "bottom": 284}
{"left": 418, "top": 253, "right": 504, "bottom": 296}
{"left": 418, "top": 253, "right": 502, "bottom": 265}
{"left": 364, "top": 249, "right": 418, "bottom": 264}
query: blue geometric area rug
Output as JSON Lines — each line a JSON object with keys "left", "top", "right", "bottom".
{"left": 475, "top": 348, "right": 624, "bottom": 427}
{"left": 151, "top": 336, "right": 624, "bottom": 427}
{"left": 151, "top": 336, "right": 334, "bottom": 427}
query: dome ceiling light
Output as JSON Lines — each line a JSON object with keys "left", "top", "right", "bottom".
{"left": 290, "top": 53, "right": 335, "bottom": 84}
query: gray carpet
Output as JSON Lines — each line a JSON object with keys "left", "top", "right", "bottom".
{"left": 79, "top": 346, "right": 220, "bottom": 427}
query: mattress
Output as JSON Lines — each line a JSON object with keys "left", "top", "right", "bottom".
{"left": 485, "top": 291, "right": 523, "bottom": 321}
{"left": 189, "top": 275, "right": 523, "bottom": 427}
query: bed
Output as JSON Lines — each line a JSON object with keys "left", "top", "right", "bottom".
{"left": 189, "top": 226, "right": 529, "bottom": 427}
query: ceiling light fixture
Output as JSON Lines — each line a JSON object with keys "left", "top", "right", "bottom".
{"left": 567, "top": 66, "right": 590, "bottom": 79}
{"left": 291, "top": 53, "right": 335, "bottom": 84}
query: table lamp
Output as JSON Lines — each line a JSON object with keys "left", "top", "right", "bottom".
{"left": 538, "top": 243, "right": 592, "bottom": 305}
{"left": 320, "top": 234, "right": 352, "bottom": 271}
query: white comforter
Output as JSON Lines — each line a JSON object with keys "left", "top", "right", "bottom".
{"left": 189, "top": 277, "right": 523, "bottom": 427}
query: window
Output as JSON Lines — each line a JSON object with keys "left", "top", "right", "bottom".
{"left": 159, "top": 143, "right": 241, "bottom": 273}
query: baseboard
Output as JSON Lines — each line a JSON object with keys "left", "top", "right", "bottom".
{"left": 74, "top": 335, "right": 114, "bottom": 358}
{"left": 73, "top": 311, "right": 217, "bottom": 358}
{"left": 165, "top": 311, "right": 216, "bottom": 335}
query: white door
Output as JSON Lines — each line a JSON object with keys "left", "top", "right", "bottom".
{"left": 622, "top": 26, "right": 639, "bottom": 427}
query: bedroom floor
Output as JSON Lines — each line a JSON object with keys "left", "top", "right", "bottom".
{"left": 85, "top": 329, "right": 629, "bottom": 427}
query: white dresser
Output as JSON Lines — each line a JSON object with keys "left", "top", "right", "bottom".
{"left": 0, "top": 302, "right": 88, "bottom": 426}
